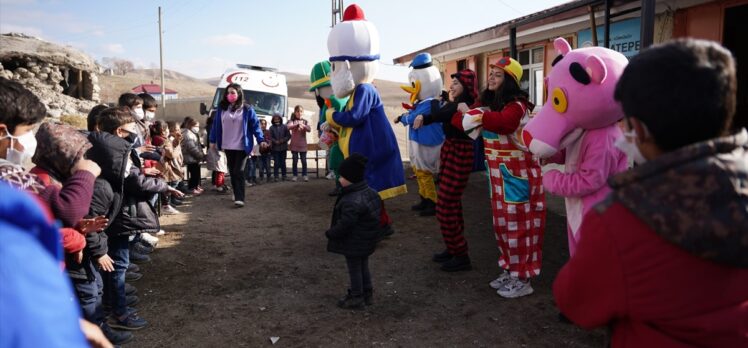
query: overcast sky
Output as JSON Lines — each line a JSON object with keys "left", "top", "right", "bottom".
{"left": 0, "top": 0, "right": 570, "bottom": 81}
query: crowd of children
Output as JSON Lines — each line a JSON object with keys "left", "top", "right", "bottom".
{"left": 1, "top": 36, "right": 747, "bottom": 348}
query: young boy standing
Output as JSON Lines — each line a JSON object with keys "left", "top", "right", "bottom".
{"left": 325, "top": 153, "right": 382, "bottom": 309}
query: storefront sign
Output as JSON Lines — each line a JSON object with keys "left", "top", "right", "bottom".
{"left": 578, "top": 17, "right": 641, "bottom": 58}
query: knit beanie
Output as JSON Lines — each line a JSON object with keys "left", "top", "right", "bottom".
{"left": 338, "top": 152, "right": 367, "bottom": 183}
{"left": 450, "top": 69, "right": 478, "bottom": 101}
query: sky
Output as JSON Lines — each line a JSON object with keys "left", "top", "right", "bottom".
{"left": 0, "top": 0, "right": 571, "bottom": 82}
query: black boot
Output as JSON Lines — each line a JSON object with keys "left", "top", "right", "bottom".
{"left": 328, "top": 187, "right": 342, "bottom": 197}
{"left": 101, "top": 323, "right": 134, "bottom": 345}
{"left": 364, "top": 289, "right": 373, "bottom": 306}
{"left": 440, "top": 255, "right": 472, "bottom": 272}
{"left": 378, "top": 224, "right": 395, "bottom": 241}
{"left": 337, "top": 290, "right": 365, "bottom": 310}
{"left": 432, "top": 249, "right": 452, "bottom": 263}
{"left": 411, "top": 196, "right": 427, "bottom": 211}
{"left": 419, "top": 199, "right": 436, "bottom": 216}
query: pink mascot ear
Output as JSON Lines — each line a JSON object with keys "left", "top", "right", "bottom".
{"left": 554, "top": 37, "right": 572, "bottom": 55}
{"left": 585, "top": 55, "right": 607, "bottom": 84}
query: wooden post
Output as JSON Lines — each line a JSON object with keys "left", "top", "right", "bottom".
{"left": 589, "top": 5, "right": 598, "bottom": 46}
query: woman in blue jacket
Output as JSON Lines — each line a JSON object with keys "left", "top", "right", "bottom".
{"left": 209, "top": 83, "right": 268, "bottom": 207}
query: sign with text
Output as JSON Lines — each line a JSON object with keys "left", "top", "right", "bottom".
{"left": 578, "top": 17, "right": 641, "bottom": 58}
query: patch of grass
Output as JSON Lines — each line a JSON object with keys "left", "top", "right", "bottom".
{"left": 59, "top": 114, "right": 87, "bottom": 129}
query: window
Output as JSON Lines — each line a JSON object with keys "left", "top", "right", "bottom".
{"left": 518, "top": 47, "right": 545, "bottom": 110}
{"left": 457, "top": 59, "right": 467, "bottom": 72}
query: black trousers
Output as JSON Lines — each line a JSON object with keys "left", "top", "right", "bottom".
{"left": 187, "top": 163, "right": 201, "bottom": 189}
{"left": 345, "top": 256, "right": 372, "bottom": 296}
{"left": 224, "top": 149, "right": 247, "bottom": 202}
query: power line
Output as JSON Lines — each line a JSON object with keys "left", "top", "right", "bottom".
{"left": 497, "top": 0, "right": 525, "bottom": 16}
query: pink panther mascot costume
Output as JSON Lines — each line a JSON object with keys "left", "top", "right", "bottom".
{"left": 522, "top": 38, "right": 628, "bottom": 256}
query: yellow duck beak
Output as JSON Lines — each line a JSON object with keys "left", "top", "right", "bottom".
{"left": 400, "top": 80, "right": 421, "bottom": 105}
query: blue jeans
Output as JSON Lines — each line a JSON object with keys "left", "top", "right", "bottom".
{"left": 258, "top": 155, "right": 271, "bottom": 179}
{"left": 105, "top": 235, "right": 129, "bottom": 317}
{"left": 245, "top": 156, "right": 258, "bottom": 182}
{"left": 272, "top": 151, "right": 287, "bottom": 178}
{"left": 72, "top": 265, "right": 104, "bottom": 325}
{"left": 291, "top": 151, "right": 307, "bottom": 177}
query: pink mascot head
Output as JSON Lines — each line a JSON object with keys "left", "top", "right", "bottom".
{"left": 522, "top": 38, "right": 629, "bottom": 158}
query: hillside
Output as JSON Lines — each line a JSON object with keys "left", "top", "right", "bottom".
{"left": 98, "top": 69, "right": 216, "bottom": 103}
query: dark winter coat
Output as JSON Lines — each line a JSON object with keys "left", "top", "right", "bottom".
{"left": 108, "top": 165, "right": 169, "bottom": 236}
{"left": 90, "top": 131, "right": 169, "bottom": 236}
{"left": 325, "top": 181, "right": 382, "bottom": 257}
{"left": 269, "top": 123, "right": 291, "bottom": 152}
{"left": 66, "top": 178, "right": 112, "bottom": 280}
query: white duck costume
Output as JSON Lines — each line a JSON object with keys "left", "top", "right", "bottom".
{"left": 396, "top": 52, "right": 444, "bottom": 214}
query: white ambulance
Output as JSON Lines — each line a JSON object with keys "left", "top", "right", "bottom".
{"left": 200, "top": 64, "right": 288, "bottom": 124}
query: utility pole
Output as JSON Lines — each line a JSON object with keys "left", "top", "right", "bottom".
{"left": 331, "top": 0, "right": 343, "bottom": 27}
{"left": 158, "top": 6, "right": 166, "bottom": 112}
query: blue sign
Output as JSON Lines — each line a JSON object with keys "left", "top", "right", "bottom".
{"left": 578, "top": 17, "right": 641, "bottom": 58}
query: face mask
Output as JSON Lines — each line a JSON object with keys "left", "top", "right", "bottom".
{"left": 125, "top": 133, "right": 137, "bottom": 143}
{"left": 191, "top": 126, "right": 200, "bottom": 134}
{"left": 145, "top": 111, "right": 155, "bottom": 121}
{"left": 331, "top": 61, "right": 355, "bottom": 98}
{"left": 614, "top": 130, "right": 647, "bottom": 164}
{"left": 133, "top": 108, "right": 145, "bottom": 121}
{"left": 226, "top": 94, "right": 238, "bottom": 103}
{"left": 3, "top": 130, "right": 37, "bottom": 166}
{"left": 124, "top": 157, "right": 133, "bottom": 174}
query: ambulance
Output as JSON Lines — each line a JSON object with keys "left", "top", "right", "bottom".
{"left": 200, "top": 64, "right": 288, "bottom": 124}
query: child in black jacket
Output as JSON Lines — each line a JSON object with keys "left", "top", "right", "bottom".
{"left": 325, "top": 153, "right": 382, "bottom": 309}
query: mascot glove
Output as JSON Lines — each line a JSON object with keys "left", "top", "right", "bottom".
{"left": 329, "top": 95, "right": 347, "bottom": 112}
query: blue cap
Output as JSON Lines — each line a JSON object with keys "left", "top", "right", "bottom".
{"left": 409, "top": 53, "right": 432, "bottom": 69}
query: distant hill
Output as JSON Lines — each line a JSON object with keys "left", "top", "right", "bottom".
{"left": 98, "top": 69, "right": 215, "bottom": 103}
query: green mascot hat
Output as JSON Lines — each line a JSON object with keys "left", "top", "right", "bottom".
{"left": 309, "top": 60, "right": 332, "bottom": 92}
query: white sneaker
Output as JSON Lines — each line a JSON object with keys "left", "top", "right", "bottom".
{"left": 291, "top": 176, "right": 298, "bottom": 182}
{"left": 234, "top": 200, "right": 245, "bottom": 207}
{"left": 141, "top": 232, "right": 159, "bottom": 247}
{"left": 489, "top": 271, "right": 512, "bottom": 289}
{"left": 325, "top": 172, "right": 334, "bottom": 180}
{"left": 155, "top": 229, "right": 166, "bottom": 236}
{"left": 162, "top": 205, "right": 181, "bottom": 215}
{"left": 497, "top": 278, "right": 534, "bottom": 298}
{"left": 303, "top": 175, "right": 309, "bottom": 182}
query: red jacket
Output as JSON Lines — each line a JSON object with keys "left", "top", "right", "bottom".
{"left": 553, "top": 130, "right": 748, "bottom": 347}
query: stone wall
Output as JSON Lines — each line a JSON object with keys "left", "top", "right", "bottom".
{"left": 0, "top": 33, "right": 100, "bottom": 118}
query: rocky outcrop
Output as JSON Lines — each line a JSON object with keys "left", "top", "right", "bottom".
{"left": 0, "top": 33, "right": 100, "bottom": 118}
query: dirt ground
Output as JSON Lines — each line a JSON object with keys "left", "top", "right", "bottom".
{"left": 131, "top": 168, "right": 605, "bottom": 347}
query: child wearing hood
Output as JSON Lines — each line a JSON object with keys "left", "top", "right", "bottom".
{"left": 268, "top": 114, "right": 291, "bottom": 181}
{"left": 325, "top": 153, "right": 382, "bottom": 310}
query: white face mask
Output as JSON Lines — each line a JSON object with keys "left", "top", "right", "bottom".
{"left": 124, "top": 157, "right": 133, "bottom": 174}
{"left": 191, "top": 126, "right": 200, "bottom": 134}
{"left": 133, "top": 107, "right": 145, "bottom": 121}
{"left": 614, "top": 130, "right": 647, "bottom": 165}
{"left": 3, "top": 130, "right": 37, "bottom": 166}
{"left": 144, "top": 111, "right": 155, "bottom": 121}
{"left": 331, "top": 60, "right": 355, "bottom": 99}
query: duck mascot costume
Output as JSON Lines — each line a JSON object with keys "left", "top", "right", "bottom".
{"left": 395, "top": 52, "right": 444, "bottom": 216}
{"left": 324, "top": 4, "right": 406, "bottom": 232}
{"left": 310, "top": 60, "right": 348, "bottom": 194}
{"left": 522, "top": 38, "right": 629, "bottom": 256}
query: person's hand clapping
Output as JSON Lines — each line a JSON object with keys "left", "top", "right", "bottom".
{"left": 167, "top": 186, "right": 185, "bottom": 198}
{"left": 143, "top": 167, "right": 160, "bottom": 176}
{"left": 97, "top": 254, "right": 115, "bottom": 272}
{"left": 137, "top": 144, "right": 156, "bottom": 153}
{"left": 73, "top": 159, "right": 101, "bottom": 177}
{"left": 457, "top": 103, "right": 470, "bottom": 114}
{"left": 76, "top": 216, "right": 108, "bottom": 234}
{"left": 413, "top": 115, "right": 424, "bottom": 130}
